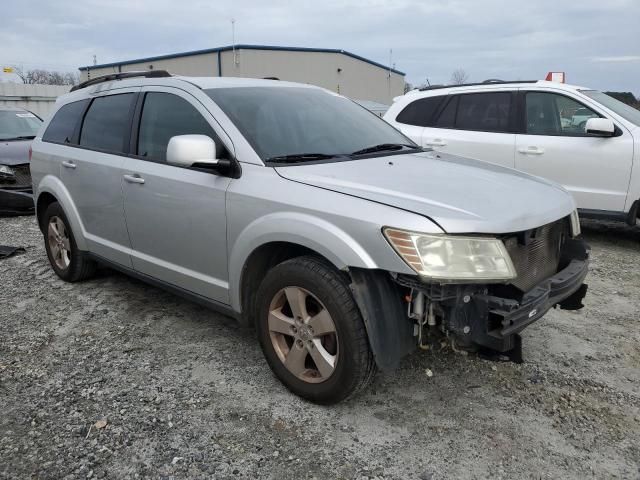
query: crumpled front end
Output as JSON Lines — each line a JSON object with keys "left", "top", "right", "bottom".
{"left": 396, "top": 216, "right": 589, "bottom": 359}
{"left": 0, "top": 163, "right": 34, "bottom": 215}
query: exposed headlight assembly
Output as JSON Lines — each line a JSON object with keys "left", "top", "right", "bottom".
{"left": 569, "top": 210, "right": 581, "bottom": 237}
{"left": 0, "top": 165, "right": 15, "bottom": 179}
{"left": 384, "top": 228, "right": 517, "bottom": 282}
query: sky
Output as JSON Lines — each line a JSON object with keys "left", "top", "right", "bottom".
{"left": 1, "top": 0, "right": 639, "bottom": 94}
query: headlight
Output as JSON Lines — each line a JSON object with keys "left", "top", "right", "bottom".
{"left": 0, "top": 165, "right": 15, "bottom": 179}
{"left": 569, "top": 210, "right": 581, "bottom": 237}
{"left": 383, "top": 228, "right": 517, "bottom": 282}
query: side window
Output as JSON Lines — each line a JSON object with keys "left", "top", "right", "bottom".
{"left": 42, "top": 100, "right": 89, "bottom": 144}
{"left": 137, "top": 92, "right": 218, "bottom": 162}
{"left": 395, "top": 96, "right": 446, "bottom": 127}
{"left": 435, "top": 96, "right": 458, "bottom": 128}
{"left": 455, "top": 92, "right": 512, "bottom": 133}
{"left": 525, "top": 92, "right": 600, "bottom": 136}
{"left": 80, "top": 94, "right": 135, "bottom": 153}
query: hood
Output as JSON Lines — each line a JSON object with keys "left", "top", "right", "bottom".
{"left": 0, "top": 139, "right": 32, "bottom": 166}
{"left": 275, "top": 151, "right": 575, "bottom": 234}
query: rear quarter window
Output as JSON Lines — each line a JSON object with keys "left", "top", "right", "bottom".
{"left": 395, "top": 96, "right": 446, "bottom": 127}
{"left": 42, "top": 100, "right": 89, "bottom": 144}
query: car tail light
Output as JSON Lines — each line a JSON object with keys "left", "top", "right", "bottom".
{"left": 29, "top": 146, "right": 32, "bottom": 162}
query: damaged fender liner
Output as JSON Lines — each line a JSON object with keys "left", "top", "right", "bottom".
{"left": 349, "top": 268, "right": 415, "bottom": 371}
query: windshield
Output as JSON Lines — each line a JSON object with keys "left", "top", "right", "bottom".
{"left": 580, "top": 90, "right": 640, "bottom": 127}
{"left": 0, "top": 110, "right": 42, "bottom": 140}
{"left": 205, "top": 87, "right": 416, "bottom": 162}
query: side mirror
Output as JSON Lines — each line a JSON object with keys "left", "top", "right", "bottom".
{"left": 166, "top": 134, "right": 219, "bottom": 167}
{"left": 585, "top": 118, "right": 615, "bottom": 137}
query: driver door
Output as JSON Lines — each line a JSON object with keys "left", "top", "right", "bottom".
{"left": 121, "top": 87, "right": 234, "bottom": 304}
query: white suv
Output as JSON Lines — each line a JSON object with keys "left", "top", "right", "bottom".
{"left": 385, "top": 80, "right": 640, "bottom": 225}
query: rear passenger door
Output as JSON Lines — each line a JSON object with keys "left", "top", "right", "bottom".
{"left": 422, "top": 91, "right": 517, "bottom": 168}
{"left": 53, "top": 90, "right": 139, "bottom": 267}
{"left": 121, "top": 87, "right": 233, "bottom": 304}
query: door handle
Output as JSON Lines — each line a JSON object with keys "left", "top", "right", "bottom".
{"left": 61, "top": 160, "right": 76, "bottom": 169}
{"left": 424, "top": 139, "right": 447, "bottom": 147}
{"left": 123, "top": 174, "right": 145, "bottom": 184}
{"left": 518, "top": 146, "right": 545, "bottom": 155}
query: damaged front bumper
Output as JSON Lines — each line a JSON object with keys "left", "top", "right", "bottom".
{"left": 398, "top": 236, "right": 590, "bottom": 356}
{"left": 0, "top": 187, "right": 34, "bottom": 215}
{"left": 473, "top": 256, "right": 588, "bottom": 352}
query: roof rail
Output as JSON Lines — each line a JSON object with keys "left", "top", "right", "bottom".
{"left": 419, "top": 79, "right": 538, "bottom": 91}
{"left": 70, "top": 70, "right": 172, "bottom": 92}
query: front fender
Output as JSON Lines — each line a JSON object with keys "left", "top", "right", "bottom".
{"left": 228, "top": 212, "right": 378, "bottom": 312}
{"left": 36, "top": 175, "right": 88, "bottom": 251}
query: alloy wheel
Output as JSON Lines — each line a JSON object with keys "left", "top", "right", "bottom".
{"left": 268, "top": 286, "right": 339, "bottom": 383}
{"left": 47, "top": 216, "right": 71, "bottom": 270}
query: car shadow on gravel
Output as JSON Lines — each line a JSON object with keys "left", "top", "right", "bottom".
{"left": 580, "top": 219, "right": 640, "bottom": 247}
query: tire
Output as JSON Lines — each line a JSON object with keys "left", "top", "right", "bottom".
{"left": 256, "top": 256, "right": 376, "bottom": 404}
{"left": 43, "top": 202, "right": 96, "bottom": 282}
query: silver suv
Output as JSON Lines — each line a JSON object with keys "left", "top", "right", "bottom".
{"left": 31, "top": 72, "right": 589, "bottom": 404}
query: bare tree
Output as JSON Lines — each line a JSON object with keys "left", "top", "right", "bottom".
{"left": 404, "top": 82, "right": 414, "bottom": 94}
{"left": 9, "top": 66, "right": 80, "bottom": 85}
{"left": 450, "top": 68, "right": 469, "bottom": 85}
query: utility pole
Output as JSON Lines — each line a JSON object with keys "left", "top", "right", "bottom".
{"left": 231, "top": 19, "right": 238, "bottom": 66}
{"left": 388, "top": 48, "right": 393, "bottom": 99}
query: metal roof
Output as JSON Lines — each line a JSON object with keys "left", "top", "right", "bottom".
{"left": 78, "top": 44, "right": 405, "bottom": 76}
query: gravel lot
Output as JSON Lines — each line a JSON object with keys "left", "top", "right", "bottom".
{"left": 1, "top": 215, "right": 639, "bottom": 480}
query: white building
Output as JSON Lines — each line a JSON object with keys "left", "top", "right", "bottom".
{"left": 0, "top": 83, "right": 71, "bottom": 118}
{"left": 79, "top": 44, "right": 405, "bottom": 105}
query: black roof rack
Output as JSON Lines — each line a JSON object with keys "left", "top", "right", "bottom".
{"left": 70, "top": 70, "right": 172, "bottom": 92}
{"left": 418, "top": 79, "right": 538, "bottom": 91}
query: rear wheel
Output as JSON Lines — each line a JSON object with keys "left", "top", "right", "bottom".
{"left": 43, "top": 202, "right": 96, "bottom": 282}
{"left": 256, "top": 256, "right": 376, "bottom": 404}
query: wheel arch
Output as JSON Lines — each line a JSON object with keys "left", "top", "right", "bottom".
{"left": 229, "top": 212, "right": 380, "bottom": 322}
{"left": 35, "top": 175, "right": 88, "bottom": 250}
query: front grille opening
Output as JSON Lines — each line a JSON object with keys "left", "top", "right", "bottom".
{"left": 503, "top": 219, "right": 569, "bottom": 292}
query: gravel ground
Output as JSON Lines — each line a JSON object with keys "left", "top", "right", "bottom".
{"left": 1, "top": 215, "right": 639, "bottom": 480}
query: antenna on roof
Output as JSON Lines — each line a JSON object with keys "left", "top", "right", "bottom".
{"left": 93, "top": 55, "right": 97, "bottom": 66}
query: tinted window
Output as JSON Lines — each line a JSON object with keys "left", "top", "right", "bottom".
{"left": 137, "top": 93, "right": 217, "bottom": 162}
{"left": 526, "top": 92, "right": 600, "bottom": 135}
{"left": 206, "top": 87, "right": 415, "bottom": 161}
{"left": 455, "top": 92, "right": 511, "bottom": 132}
{"left": 435, "top": 96, "right": 457, "bottom": 128}
{"left": 42, "top": 100, "right": 88, "bottom": 144}
{"left": 396, "top": 96, "right": 445, "bottom": 127}
{"left": 80, "top": 94, "right": 135, "bottom": 153}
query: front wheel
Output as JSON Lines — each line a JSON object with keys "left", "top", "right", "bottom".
{"left": 256, "top": 256, "right": 376, "bottom": 404}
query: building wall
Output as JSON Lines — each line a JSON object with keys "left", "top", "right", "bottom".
{"left": 79, "top": 49, "right": 404, "bottom": 104}
{"left": 219, "top": 49, "right": 403, "bottom": 104}
{"left": 80, "top": 52, "right": 219, "bottom": 80}
{"left": 0, "top": 83, "right": 71, "bottom": 118}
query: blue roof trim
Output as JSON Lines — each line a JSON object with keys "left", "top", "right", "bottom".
{"left": 79, "top": 44, "right": 405, "bottom": 76}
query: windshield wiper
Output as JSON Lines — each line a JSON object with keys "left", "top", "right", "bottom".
{"left": 350, "top": 143, "right": 420, "bottom": 156}
{"left": 0, "top": 135, "right": 36, "bottom": 141}
{"left": 266, "top": 153, "right": 338, "bottom": 163}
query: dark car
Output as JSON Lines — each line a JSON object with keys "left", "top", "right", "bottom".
{"left": 0, "top": 107, "right": 42, "bottom": 215}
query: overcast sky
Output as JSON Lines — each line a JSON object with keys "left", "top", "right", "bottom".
{"left": 2, "top": 0, "right": 639, "bottom": 94}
